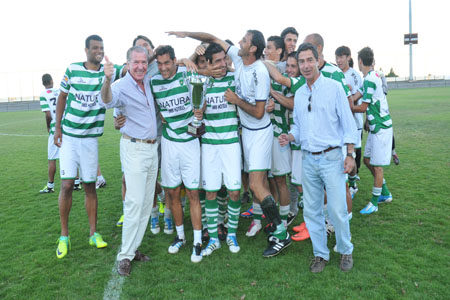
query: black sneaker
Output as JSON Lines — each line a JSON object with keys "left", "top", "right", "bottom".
{"left": 201, "top": 228, "right": 209, "bottom": 244}
{"left": 264, "top": 222, "right": 276, "bottom": 234}
{"left": 262, "top": 233, "right": 292, "bottom": 258}
{"left": 73, "top": 184, "right": 82, "bottom": 191}
{"left": 287, "top": 212, "right": 297, "bottom": 227}
{"left": 191, "top": 243, "right": 203, "bottom": 263}
{"left": 217, "top": 223, "right": 227, "bottom": 241}
{"left": 240, "top": 191, "right": 251, "bottom": 204}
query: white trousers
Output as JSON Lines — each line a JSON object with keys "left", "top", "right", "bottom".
{"left": 117, "top": 137, "right": 158, "bottom": 261}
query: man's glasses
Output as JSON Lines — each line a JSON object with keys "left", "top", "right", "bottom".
{"left": 308, "top": 95, "right": 312, "bottom": 112}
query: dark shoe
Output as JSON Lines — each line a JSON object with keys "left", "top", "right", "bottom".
{"left": 133, "top": 250, "right": 150, "bottom": 262}
{"left": 263, "top": 222, "right": 276, "bottom": 234}
{"left": 393, "top": 153, "right": 400, "bottom": 165}
{"left": 217, "top": 223, "right": 227, "bottom": 241}
{"left": 310, "top": 256, "right": 328, "bottom": 273}
{"left": 262, "top": 233, "right": 292, "bottom": 258}
{"left": 340, "top": 254, "right": 353, "bottom": 272}
{"left": 287, "top": 212, "right": 297, "bottom": 227}
{"left": 240, "top": 191, "right": 250, "bottom": 204}
{"left": 201, "top": 228, "right": 209, "bottom": 244}
{"left": 118, "top": 259, "right": 131, "bottom": 276}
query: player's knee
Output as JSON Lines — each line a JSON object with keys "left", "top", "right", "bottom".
{"left": 228, "top": 190, "right": 240, "bottom": 201}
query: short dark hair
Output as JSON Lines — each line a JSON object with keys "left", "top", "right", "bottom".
{"left": 358, "top": 47, "right": 374, "bottom": 67}
{"left": 280, "top": 27, "right": 298, "bottom": 39}
{"left": 247, "top": 30, "right": 265, "bottom": 60}
{"left": 42, "top": 74, "right": 52, "bottom": 86}
{"left": 349, "top": 58, "right": 354, "bottom": 68}
{"left": 225, "top": 39, "right": 234, "bottom": 46}
{"left": 133, "top": 35, "right": 154, "bottom": 49}
{"left": 287, "top": 51, "right": 297, "bottom": 60}
{"left": 267, "top": 36, "right": 285, "bottom": 60}
{"left": 205, "top": 42, "right": 225, "bottom": 63}
{"left": 85, "top": 35, "right": 103, "bottom": 49}
{"left": 335, "top": 45, "right": 351, "bottom": 57}
{"left": 296, "top": 43, "right": 319, "bottom": 61}
{"left": 156, "top": 45, "right": 176, "bottom": 60}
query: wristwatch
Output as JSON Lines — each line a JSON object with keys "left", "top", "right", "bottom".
{"left": 347, "top": 152, "right": 356, "bottom": 159}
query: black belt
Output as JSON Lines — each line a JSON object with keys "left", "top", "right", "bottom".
{"left": 311, "top": 146, "right": 339, "bottom": 155}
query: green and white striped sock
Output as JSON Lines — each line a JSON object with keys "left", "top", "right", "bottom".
{"left": 205, "top": 198, "right": 218, "bottom": 239}
{"left": 227, "top": 199, "right": 241, "bottom": 234}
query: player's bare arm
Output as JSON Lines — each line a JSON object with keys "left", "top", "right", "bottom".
{"left": 263, "top": 61, "right": 291, "bottom": 88}
{"left": 100, "top": 56, "right": 115, "bottom": 104}
{"left": 54, "top": 91, "right": 68, "bottom": 147}
{"left": 224, "top": 89, "right": 265, "bottom": 119}
{"left": 270, "top": 89, "right": 294, "bottom": 110}
{"left": 352, "top": 101, "right": 369, "bottom": 113}
{"left": 167, "top": 31, "right": 230, "bottom": 54}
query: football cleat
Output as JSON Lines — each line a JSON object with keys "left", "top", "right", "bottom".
{"left": 245, "top": 220, "right": 262, "bottom": 237}
{"left": 116, "top": 215, "right": 124, "bottom": 227}
{"left": 292, "top": 229, "right": 310, "bottom": 241}
{"left": 56, "top": 236, "right": 70, "bottom": 259}
{"left": 293, "top": 222, "right": 306, "bottom": 233}
{"left": 202, "top": 238, "right": 221, "bottom": 256}
{"left": 262, "top": 233, "right": 292, "bottom": 258}
{"left": 89, "top": 232, "right": 108, "bottom": 248}
{"left": 168, "top": 236, "right": 186, "bottom": 254}
{"left": 240, "top": 206, "right": 253, "bottom": 218}
{"left": 150, "top": 217, "right": 160, "bottom": 234}
{"left": 378, "top": 194, "right": 393, "bottom": 204}
{"left": 95, "top": 179, "right": 106, "bottom": 189}
{"left": 287, "top": 212, "right": 297, "bottom": 227}
{"left": 226, "top": 235, "right": 240, "bottom": 253}
{"left": 191, "top": 243, "right": 203, "bottom": 263}
{"left": 360, "top": 202, "right": 378, "bottom": 215}
{"left": 164, "top": 218, "right": 174, "bottom": 234}
{"left": 40, "top": 184, "right": 54, "bottom": 194}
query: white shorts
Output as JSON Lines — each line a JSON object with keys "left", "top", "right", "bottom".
{"left": 290, "top": 149, "right": 303, "bottom": 185}
{"left": 59, "top": 134, "right": 98, "bottom": 183}
{"left": 161, "top": 137, "right": 200, "bottom": 190}
{"left": 242, "top": 125, "right": 272, "bottom": 172}
{"left": 202, "top": 143, "right": 241, "bottom": 192}
{"left": 355, "top": 128, "right": 362, "bottom": 149}
{"left": 48, "top": 134, "right": 59, "bottom": 160}
{"left": 271, "top": 137, "right": 291, "bottom": 176}
{"left": 364, "top": 127, "right": 393, "bottom": 167}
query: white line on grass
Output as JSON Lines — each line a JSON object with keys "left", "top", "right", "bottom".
{"left": 103, "top": 247, "right": 125, "bottom": 300}
{"left": 0, "top": 133, "right": 47, "bottom": 137}
{"left": 0, "top": 118, "right": 42, "bottom": 127}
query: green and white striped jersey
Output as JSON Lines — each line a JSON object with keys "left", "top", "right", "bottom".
{"left": 362, "top": 71, "right": 392, "bottom": 133}
{"left": 320, "top": 62, "right": 351, "bottom": 98}
{"left": 60, "top": 62, "right": 123, "bottom": 138}
{"left": 151, "top": 66, "right": 195, "bottom": 143}
{"left": 40, "top": 88, "right": 59, "bottom": 135}
{"left": 284, "top": 87, "right": 301, "bottom": 151}
{"left": 270, "top": 74, "right": 289, "bottom": 137}
{"left": 202, "top": 72, "right": 239, "bottom": 145}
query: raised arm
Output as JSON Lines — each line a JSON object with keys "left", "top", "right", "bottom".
{"left": 100, "top": 56, "right": 115, "bottom": 104}
{"left": 263, "top": 61, "right": 291, "bottom": 88}
{"left": 167, "top": 31, "right": 230, "bottom": 53}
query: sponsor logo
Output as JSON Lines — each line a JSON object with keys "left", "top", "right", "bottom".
{"left": 77, "top": 78, "right": 86, "bottom": 84}
{"left": 192, "top": 179, "right": 199, "bottom": 185}
{"left": 158, "top": 86, "right": 168, "bottom": 92}
{"left": 61, "top": 74, "right": 69, "bottom": 88}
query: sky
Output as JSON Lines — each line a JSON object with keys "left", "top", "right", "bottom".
{"left": 0, "top": 0, "right": 447, "bottom": 100}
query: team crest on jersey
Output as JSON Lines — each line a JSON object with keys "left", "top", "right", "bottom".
{"left": 179, "top": 79, "right": 185, "bottom": 86}
{"left": 61, "top": 75, "right": 69, "bottom": 88}
{"left": 228, "top": 80, "right": 232, "bottom": 87}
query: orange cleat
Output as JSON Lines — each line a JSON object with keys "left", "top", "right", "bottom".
{"left": 292, "top": 228, "right": 310, "bottom": 241}
{"left": 293, "top": 222, "right": 307, "bottom": 233}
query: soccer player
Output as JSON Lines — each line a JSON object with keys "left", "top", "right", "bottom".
{"left": 335, "top": 46, "right": 363, "bottom": 198}
{"left": 280, "top": 27, "right": 299, "bottom": 62}
{"left": 167, "top": 30, "right": 292, "bottom": 258}
{"left": 53, "top": 35, "right": 124, "bottom": 258}
{"left": 352, "top": 47, "right": 393, "bottom": 214}
{"left": 264, "top": 36, "right": 291, "bottom": 230}
{"left": 39, "top": 74, "right": 59, "bottom": 194}
{"left": 200, "top": 42, "right": 242, "bottom": 256}
{"left": 150, "top": 45, "right": 203, "bottom": 263}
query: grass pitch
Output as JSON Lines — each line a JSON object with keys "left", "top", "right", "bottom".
{"left": 0, "top": 87, "right": 449, "bottom": 300}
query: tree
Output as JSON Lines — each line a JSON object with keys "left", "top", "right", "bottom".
{"left": 386, "top": 68, "right": 398, "bottom": 77}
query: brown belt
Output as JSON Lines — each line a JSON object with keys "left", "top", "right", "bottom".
{"left": 122, "top": 133, "right": 156, "bottom": 144}
{"left": 311, "top": 146, "right": 339, "bottom": 155}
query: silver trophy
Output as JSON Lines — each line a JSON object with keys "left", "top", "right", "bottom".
{"left": 185, "top": 72, "right": 208, "bottom": 137}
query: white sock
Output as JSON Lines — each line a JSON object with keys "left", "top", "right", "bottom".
{"left": 164, "top": 208, "right": 172, "bottom": 218}
{"left": 74, "top": 179, "right": 80, "bottom": 185}
{"left": 97, "top": 175, "right": 105, "bottom": 182}
{"left": 151, "top": 207, "right": 159, "bottom": 218}
{"left": 47, "top": 182, "right": 54, "bottom": 188}
{"left": 176, "top": 225, "right": 185, "bottom": 240}
{"left": 193, "top": 229, "right": 202, "bottom": 245}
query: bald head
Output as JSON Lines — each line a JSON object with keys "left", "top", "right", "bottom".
{"left": 304, "top": 33, "right": 324, "bottom": 54}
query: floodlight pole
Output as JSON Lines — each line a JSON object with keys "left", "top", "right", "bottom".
{"left": 409, "top": 0, "right": 413, "bottom": 81}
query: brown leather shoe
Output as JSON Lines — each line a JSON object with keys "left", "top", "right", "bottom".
{"left": 134, "top": 250, "right": 150, "bottom": 262}
{"left": 310, "top": 256, "right": 328, "bottom": 273}
{"left": 118, "top": 259, "right": 131, "bottom": 276}
{"left": 340, "top": 254, "right": 353, "bottom": 272}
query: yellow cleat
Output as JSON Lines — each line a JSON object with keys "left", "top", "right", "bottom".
{"left": 116, "top": 215, "right": 124, "bottom": 227}
{"left": 56, "top": 236, "right": 70, "bottom": 259}
{"left": 89, "top": 232, "right": 108, "bottom": 248}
